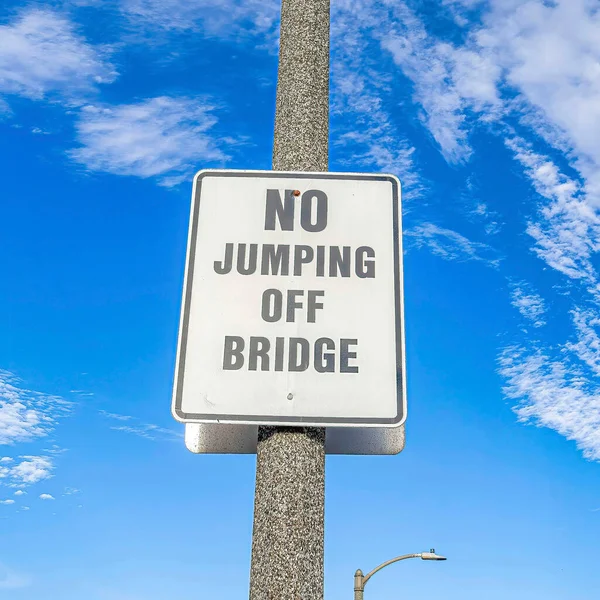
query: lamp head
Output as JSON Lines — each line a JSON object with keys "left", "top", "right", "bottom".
{"left": 420, "top": 549, "right": 447, "bottom": 561}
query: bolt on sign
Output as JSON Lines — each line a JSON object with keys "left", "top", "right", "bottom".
{"left": 172, "top": 170, "right": 406, "bottom": 427}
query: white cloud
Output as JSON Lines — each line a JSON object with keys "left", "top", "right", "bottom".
{"left": 39, "top": 494, "right": 55, "bottom": 501}
{"left": 0, "top": 457, "right": 12, "bottom": 464}
{"left": 361, "top": 1, "right": 600, "bottom": 295}
{"left": 0, "top": 455, "right": 56, "bottom": 489}
{"left": 473, "top": 0, "right": 600, "bottom": 194}
{"left": 377, "top": 2, "right": 502, "bottom": 163}
{"left": 0, "top": 370, "right": 71, "bottom": 446}
{"left": 470, "top": 201, "right": 501, "bottom": 235}
{"left": 441, "top": 0, "right": 486, "bottom": 27}
{"left": 9, "top": 456, "right": 54, "bottom": 486}
{"left": 506, "top": 137, "right": 600, "bottom": 292}
{"left": 499, "top": 343, "right": 600, "bottom": 461}
{"left": 456, "top": 1, "right": 600, "bottom": 283}
{"left": 21, "top": 506, "right": 30, "bottom": 511}
{"left": 0, "top": 7, "right": 116, "bottom": 102}
{"left": 121, "top": 0, "right": 279, "bottom": 39}
{"left": 565, "top": 308, "right": 600, "bottom": 377}
{"left": 499, "top": 301, "right": 600, "bottom": 462}
{"left": 381, "top": 0, "right": 600, "bottom": 178}
{"left": 511, "top": 284, "right": 546, "bottom": 327}
{"left": 0, "top": 499, "right": 15, "bottom": 505}
{"left": 69, "top": 96, "right": 228, "bottom": 185}
{"left": 404, "top": 222, "right": 500, "bottom": 265}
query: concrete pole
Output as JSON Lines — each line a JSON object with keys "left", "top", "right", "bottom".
{"left": 271, "top": 0, "right": 330, "bottom": 172}
{"left": 248, "top": 0, "right": 330, "bottom": 599}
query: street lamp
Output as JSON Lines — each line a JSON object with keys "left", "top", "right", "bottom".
{"left": 354, "top": 549, "right": 447, "bottom": 599}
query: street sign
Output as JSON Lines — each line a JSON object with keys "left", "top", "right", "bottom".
{"left": 172, "top": 170, "right": 406, "bottom": 427}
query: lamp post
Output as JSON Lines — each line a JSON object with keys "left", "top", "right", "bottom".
{"left": 354, "top": 549, "right": 447, "bottom": 600}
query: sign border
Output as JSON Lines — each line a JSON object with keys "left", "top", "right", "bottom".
{"left": 171, "top": 170, "right": 406, "bottom": 427}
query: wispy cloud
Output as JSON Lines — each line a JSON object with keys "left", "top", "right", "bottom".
{"left": 505, "top": 137, "right": 600, "bottom": 294}
{"left": 565, "top": 308, "right": 600, "bottom": 377}
{"left": 0, "top": 7, "right": 116, "bottom": 103}
{"left": 0, "top": 563, "right": 30, "bottom": 589}
{"left": 479, "top": 209, "right": 501, "bottom": 235}
{"left": 378, "top": 2, "right": 502, "bottom": 163}
{"left": 110, "top": 424, "right": 182, "bottom": 441}
{"left": 0, "top": 371, "right": 61, "bottom": 495}
{"left": 100, "top": 411, "right": 182, "bottom": 441}
{"left": 43, "top": 445, "right": 67, "bottom": 456}
{"left": 0, "top": 499, "right": 15, "bottom": 505}
{"left": 120, "top": 0, "right": 279, "bottom": 39}
{"left": 99, "top": 410, "right": 132, "bottom": 421}
{"left": 511, "top": 283, "right": 546, "bottom": 327}
{"left": 473, "top": 1, "right": 600, "bottom": 196}
{"left": 499, "top": 304, "right": 600, "bottom": 460}
{"left": 331, "top": 1, "right": 421, "bottom": 194}
{"left": 442, "top": 0, "right": 485, "bottom": 24}
{"left": 69, "top": 96, "right": 229, "bottom": 185}
{"left": 0, "top": 370, "right": 72, "bottom": 446}
{"left": 39, "top": 493, "right": 55, "bottom": 501}
{"left": 0, "top": 98, "right": 11, "bottom": 116}
{"left": 358, "top": 1, "right": 600, "bottom": 301}
{"left": 379, "top": 0, "right": 600, "bottom": 184}
{"left": 499, "top": 343, "right": 600, "bottom": 461}
{"left": 404, "top": 222, "right": 500, "bottom": 266}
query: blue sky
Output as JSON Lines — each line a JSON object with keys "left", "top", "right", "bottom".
{"left": 1, "top": 0, "right": 600, "bottom": 597}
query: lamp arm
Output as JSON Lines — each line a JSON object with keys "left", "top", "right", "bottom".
{"left": 362, "top": 554, "right": 422, "bottom": 587}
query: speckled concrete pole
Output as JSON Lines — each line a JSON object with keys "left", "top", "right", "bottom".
{"left": 250, "top": 427, "right": 326, "bottom": 599}
{"left": 248, "top": 0, "right": 329, "bottom": 599}
{"left": 271, "top": 0, "right": 330, "bottom": 172}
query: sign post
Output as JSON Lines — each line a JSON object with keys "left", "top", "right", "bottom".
{"left": 170, "top": 0, "right": 407, "bottom": 597}
{"left": 251, "top": 0, "right": 329, "bottom": 596}
{"left": 172, "top": 168, "right": 403, "bottom": 599}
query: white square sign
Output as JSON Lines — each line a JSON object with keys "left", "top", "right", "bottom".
{"left": 172, "top": 170, "right": 406, "bottom": 427}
